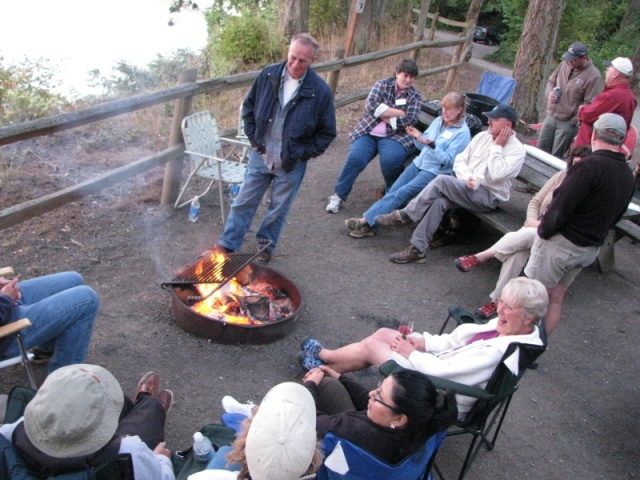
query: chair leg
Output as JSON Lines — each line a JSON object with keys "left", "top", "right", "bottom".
{"left": 16, "top": 333, "right": 37, "bottom": 390}
{"left": 216, "top": 162, "right": 226, "bottom": 226}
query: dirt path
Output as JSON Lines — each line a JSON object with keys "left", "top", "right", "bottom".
{"left": 2, "top": 61, "right": 640, "bottom": 479}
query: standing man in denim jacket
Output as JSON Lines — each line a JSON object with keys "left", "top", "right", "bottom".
{"left": 214, "top": 33, "right": 336, "bottom": 264}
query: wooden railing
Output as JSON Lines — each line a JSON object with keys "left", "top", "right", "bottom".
{"left": 0, "top": 36, "right": 467, "bottom": 231}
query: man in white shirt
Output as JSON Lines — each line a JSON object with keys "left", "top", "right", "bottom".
{"left": 375, "top": 105, "right": 526, "bottom": 264}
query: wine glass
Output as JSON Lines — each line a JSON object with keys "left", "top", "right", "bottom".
{"left": 398, "top": 316, "right": 414, "bottom": 336}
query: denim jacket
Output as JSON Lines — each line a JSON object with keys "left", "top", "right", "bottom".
{"left": 241, "top": 60, "right": 337, "bottom": 172}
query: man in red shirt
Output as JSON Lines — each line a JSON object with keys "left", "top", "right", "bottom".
{"left": 573, "top": 57, "right": 636, "bottom": 147}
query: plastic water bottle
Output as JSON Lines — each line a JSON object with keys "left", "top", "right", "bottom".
{"left": 189, "top": 197, "right": 200, "bottom": 223}
{"left": 228, "top": 184, "right": 240, "bottom": 201}
{"left": 192, "top": 432, "right": 213, "bottom": 463}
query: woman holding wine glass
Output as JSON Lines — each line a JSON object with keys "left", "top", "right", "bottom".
{"left": 298, "top": 277, "right": 547, "bottom": 418}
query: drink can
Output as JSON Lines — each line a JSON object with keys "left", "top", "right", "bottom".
{"left": 553, "top": 87, "right": 561, "bottom": 101}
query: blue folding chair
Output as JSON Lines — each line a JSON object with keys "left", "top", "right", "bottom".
{"left": 475, "top": 72, "right": 517, "bottom": 105}
{"left": 316, "top": 430, "right": 446, "bottom": 480}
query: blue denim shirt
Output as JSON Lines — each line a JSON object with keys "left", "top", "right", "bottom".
{"left": 412, "top": 116, "right": 471, "bottom": 175}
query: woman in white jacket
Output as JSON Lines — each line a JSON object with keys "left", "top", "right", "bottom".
{"left": 298, "top": 277, "right": 547, "bottom": 418}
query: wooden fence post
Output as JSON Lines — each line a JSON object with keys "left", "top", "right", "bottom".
{"left": 410, "top": 0, "right": 432, "bottom": 62}
{"left": 160, "top": 69, "right": 198, "bottom": 206}
{"left": 326, "top": 49, "right": 345, "bottom": 95}
{"left": 427, "top": 12, "right": 438, "bottom": 41}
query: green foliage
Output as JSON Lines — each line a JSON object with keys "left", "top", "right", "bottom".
{"left": 205, "top": 5, "right": 282, "bottom": 75}
{"left": 0, "top": 56, "right": 67, "bottom": 124}
{"left": 87, "top": 49, "right": 206, "bottom": 98}
{"left": 309, "top": 0, "right": 349, "bottom": 37}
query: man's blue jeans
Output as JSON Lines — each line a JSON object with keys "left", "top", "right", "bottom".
{"left": 334, "top": 135, "right": 411, "bottom": 201}
{"left": 363, "top": 162, "right": 439, "bottom": 226}
{"left": 1, "top": 271, "right": 98, "bottom": 373}
{"left": 218, "top": 150, "right": 307, "bottom": 252}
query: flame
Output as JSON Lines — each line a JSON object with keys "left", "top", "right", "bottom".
{"left": 190, "top": 253, "right": 253, "bottom": 325}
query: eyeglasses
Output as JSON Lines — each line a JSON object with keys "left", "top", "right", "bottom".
{"left": 374, "top": 385, "right": 401, "bottom": 413}
{"left": 496, "top": 298, "right": 520, "bottom": 312}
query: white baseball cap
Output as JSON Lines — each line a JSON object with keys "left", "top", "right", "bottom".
{"left": 246, "top": 382, "right": 317, "bottom": 480}
{"left": 604, "top": 57, "right": 633, "bottom": 76}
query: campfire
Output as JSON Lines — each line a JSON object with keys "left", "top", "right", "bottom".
{"left": 187, "top": 251, "right": 294, "bottom": 325}
{"left": 163, "top": 250, "right": 302, "bottom": 344}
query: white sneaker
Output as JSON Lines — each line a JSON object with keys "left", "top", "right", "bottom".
{"left": 326, "top": 194, "right": 343, "bottom": 213}
{"left": 222, "top": 395, "right": 255, "bottom": 418}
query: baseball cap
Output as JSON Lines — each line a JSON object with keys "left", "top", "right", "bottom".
{"left": 604, "top": 57, "right": 633, "bottom": 76}
{"left": 246, "top": 382, "right": 317, "bottom": 480}
{"left": 593, "top": 113, "right": 627, "bottom": 140}
{"left": 484, "top": 104, "right": 518, "bottom": 124}
{"left": 24, "top": 364, "right": 124, "bottom": 458}
{"left": 562, "top": 42, "right": 588, "bottom": 61}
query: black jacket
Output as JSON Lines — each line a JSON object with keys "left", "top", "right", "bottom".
{"left": 538, "top": 149, "right": 634, "bottom": 246}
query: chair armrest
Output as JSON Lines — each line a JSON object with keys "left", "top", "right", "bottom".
{"left": 423, "top": 375, "right": 494, "bottom": 400}
{"left": 0, "top": 319, "right": 32, "bottom": 339}
{"left": 379, "top": 359, "right": 494, "bottom": 400}
{"left": 0, "top": 266, "right": 15, "bottom": 277}
{"left": 379, "top": 359, "right": 405, "bottom": 377}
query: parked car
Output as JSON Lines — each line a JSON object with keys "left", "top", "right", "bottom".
{"left": 473, "top": 26, "right": 502, "bottom": 45}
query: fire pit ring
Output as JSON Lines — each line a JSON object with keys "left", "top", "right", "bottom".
{"left": 169, "top": 264, "right": 303, "bottom": 344}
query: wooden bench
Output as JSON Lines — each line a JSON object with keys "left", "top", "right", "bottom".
{"left": 417, "top": 108, "right": 640, "bottom": 272}
{"left": 477, "top": 149, "right": 640, "bottom": 273}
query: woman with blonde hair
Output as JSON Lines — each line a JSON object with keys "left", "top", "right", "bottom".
{"left": 345, "top": 91, "right": 471, "bottom": 237}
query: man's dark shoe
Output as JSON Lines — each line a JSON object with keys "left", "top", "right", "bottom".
{"left": 136, "top": 372, "right": 159, "bottom": 399}
{"left": 388, "top": 245, "right": 427, "bottom": 264}
{"left": 212, "top": 244, "right": 233, "bottom": 255}
{"left": 375, "top": 210, "right": 408, "bottom": 229}
{"left": 29, "top": 348, "right": 53, "bottom": 365}
{"left": 255, "top": 240, "right": 272, "bottom": 264}
{"left": 255, "top": 249, "right": 271, "bottom": 264}
{"left": 157, "top": 390, "right": 174, "bottom": 414}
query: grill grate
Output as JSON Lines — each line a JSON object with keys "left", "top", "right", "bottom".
{"left": 168, "top": 253, "right": 257, "bottom": 285}
{"left": 160, "top": 241, "right": 272, "bottom": 302}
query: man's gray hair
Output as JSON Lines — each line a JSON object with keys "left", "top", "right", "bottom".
{"left": 291, "top": 33, "right": 320, "bottom": 57}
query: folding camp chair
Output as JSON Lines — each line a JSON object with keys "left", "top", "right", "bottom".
{"left": 433, "top": 305, "right": 546, "bottom": 479}
{"left": 475, "top": 71, "right": 517, "bottom": 105}
{"left": 316, "top": 430, "right": 445, "bottom": 480}
{"left": 0, "top": 267, "right": 37, "bottom": 390}
{"left": 0, "top": 319, "right": 37, "bottom": 390}
{"left": 174, "top": 111, "right": 251, "bottom": 224}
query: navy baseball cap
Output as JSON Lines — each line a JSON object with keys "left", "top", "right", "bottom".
{"left": 484, "top": 104, "right": 518, "bottom": 124}
{"left": 562, "top": 42, "right": 588, "bottom": 61}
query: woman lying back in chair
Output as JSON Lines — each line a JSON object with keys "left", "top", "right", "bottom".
{"left": 298, "top": 277, "right": 547, "bottom": 419}
{"left": 223, "top": 370, "right": 456, "bottom": 467}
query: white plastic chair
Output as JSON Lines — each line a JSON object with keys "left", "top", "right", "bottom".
{"left": 174, "top": 111, "right": 251, "bottom": 224}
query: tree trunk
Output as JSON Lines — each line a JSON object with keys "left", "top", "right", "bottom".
{"left": 350, "top": 0, "right": 387, "bottom": 55}
{"left": 619, "top": 0, "right": 640, "bottom": 91}
{"left": 279, "top": 0, "right": 310, "bottom": 42}
{"left": 512, "top": 0, "right": 567, "bottom": 123}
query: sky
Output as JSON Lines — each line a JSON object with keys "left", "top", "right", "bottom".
{"left": 0, "top": 0, "right": 213, "bottom": 97}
